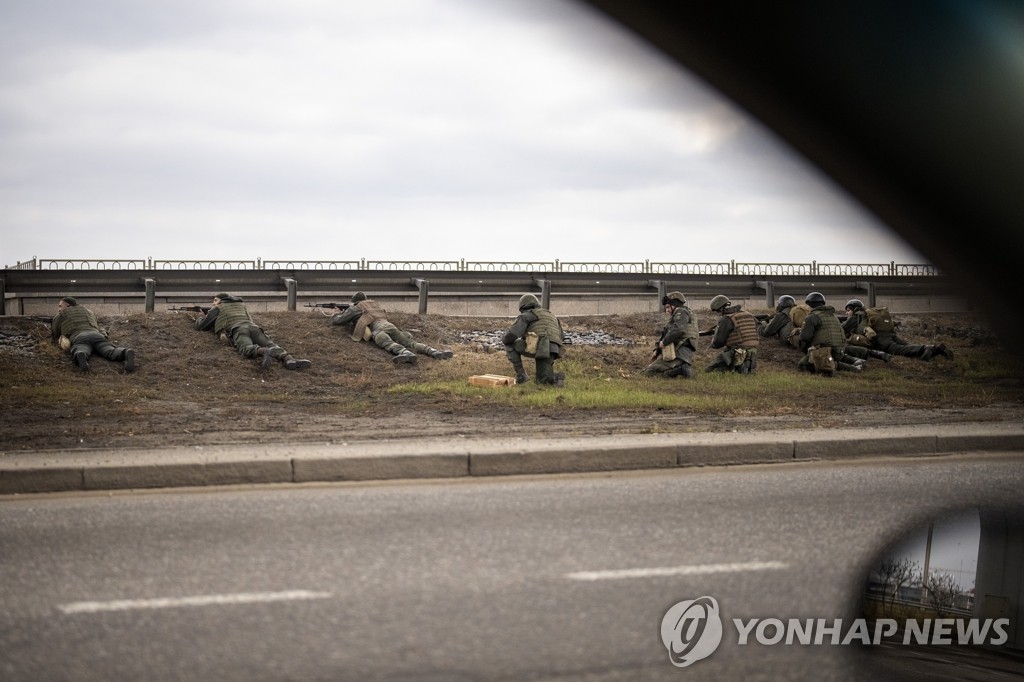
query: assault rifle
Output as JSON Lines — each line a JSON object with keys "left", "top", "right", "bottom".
{"left": 698, "top": 326, "right": 717, "bottom": 337}
{"left": 169, "top": 305, "right": 211, "bottom": 314}
{"left": 753, "top": 313, "right": 772, "bottom": 322}
{"left": 304, "top": 302, "right": 351, "bottom": 310}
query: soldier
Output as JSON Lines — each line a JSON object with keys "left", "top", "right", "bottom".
{"left": 843, "top": 299, "right": 953, "bottom": 361}
{"left": 641, "top": 291, "right": 698, "bottom": 378}
{"left": 331, "top": 292, "right": 454, "bottom": 364}
{"left": 195, "top": 293, "right": 311, "bottom": 369}
{"left": 761, "top": 294, "right": 804, "bottom": 348}
{"left": 706, "top": 295, "right": 760, "bottom": 373}
{"left": 797, "top": 292, "right": 859, "bottom": 376}
{"left": 50, "top": 296, "right": 135, "bottom": 372}
{"left": 503, "top": 294, "right": 565, "bottom": 385}
{"left": 767, "top": 293, "right": 890, "bottom": 367}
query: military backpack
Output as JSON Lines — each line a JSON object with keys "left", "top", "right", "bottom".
{"left": 865, "top": 306, "right": 895, "bottom": 334}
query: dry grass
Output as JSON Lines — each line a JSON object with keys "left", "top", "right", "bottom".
{"left": 1, "top": 310, "right": 1021, "bottom": 451}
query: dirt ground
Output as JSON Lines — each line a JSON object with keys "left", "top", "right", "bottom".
{"left": 1, "top": 309, "right": 1022, "bottom": 452}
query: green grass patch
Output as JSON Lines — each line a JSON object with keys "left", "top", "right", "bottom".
{"left": 386, "top": 351, "right": 1023, "bottom": 413}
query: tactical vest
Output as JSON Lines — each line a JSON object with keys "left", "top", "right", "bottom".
{"left": 808, "top": 306, "right": 847, "bottom": 348}
{"left": 725, "top": 310, "right": 760, "bottom": 348}
{"left": 213, "top": 301, "right": 254, "bottom": 334}
{"left": 668, "top": 306, "right": 699, "bottom": 348}
{"left": 352, "top": 299, "right": 388, "bottom": 342}
{"left": 53, "top": 306, "right": 98, "bottom": 339}
{"left": 527, "top": 308, "right": 563, "bottom": 345}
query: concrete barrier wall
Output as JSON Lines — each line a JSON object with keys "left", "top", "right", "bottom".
{"left": 9, "top": 292, "right": 972, "bottom": 318}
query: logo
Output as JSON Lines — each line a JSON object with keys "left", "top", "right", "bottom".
{"left": 659, "top": 596, "right": 1011, "bottom": 669}
{"left": 660, "top": 596, "right": 723, "bottom": 667}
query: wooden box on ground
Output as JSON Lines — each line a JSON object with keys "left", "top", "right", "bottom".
{"left": 469, "top": 374, "right": 515, "bottom": 387}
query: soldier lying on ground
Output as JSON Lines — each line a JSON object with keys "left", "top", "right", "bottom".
{"left": 330, "top": 292, "right": 454, "bottom": 364}
{"left": 194, "top": 293, "right": 311, "bottom": 370}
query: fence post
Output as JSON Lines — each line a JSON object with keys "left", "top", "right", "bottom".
{"left": 538, "top": 279, "right": 551, "bottom": 310}
{"left": 283, "top": 278, "right": 297, "bottom": 311}
{"left": 412, "top": 278, "right": 429, "bottom": 314}
{"left": 144, "top": 278, "right": 156, "bottom": 313}
{"left": 0, "top": 276, "right": 6, "bottom": 316}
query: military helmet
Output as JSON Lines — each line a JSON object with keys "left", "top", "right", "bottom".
{"left": 776, "top": 295, "right": 796, "bottom": 310}
{"left": 518, "top": 294, "right": 541, "bottom": 311}
{"left": 845, "top": 299, "right": 864, "bottom": 311}
{"left": 709, "top": 294, "right": 732, "bottom": 312}
{"left": 662, "top": 291, "right": 687, "bottom": 306}
{"left": 805, "top": 291, "right": 826, "bottom": 307}
{"left": 351, "top": 291, "right": 367, "bottom": 303}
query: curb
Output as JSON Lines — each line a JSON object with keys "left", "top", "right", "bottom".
{"left": 2, "top": 423, "right": 1023, "bottom": 495}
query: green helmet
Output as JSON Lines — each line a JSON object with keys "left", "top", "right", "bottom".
{"left": 662, "top": 291, "right": 687, "bottom": 306}
{"left": 709, "top": 294, "right": 732, "bottom": 312}
{"left": 518, "top": 294, "right": 540, "bottom": 311}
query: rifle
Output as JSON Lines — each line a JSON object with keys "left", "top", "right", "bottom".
{"left": 753, "top": 313, "right": 772, "bottom": 322}
{"left": 304, "top": 302, "right": 351, "bottom": 310}
{"left": 698, "top": 327, "right": 717, "bottom": 337}
{"left": 169, "top": 305, "right": 211, "bottom": 314}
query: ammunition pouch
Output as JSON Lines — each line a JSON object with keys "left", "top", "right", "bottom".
{"left": 847, "top": 333, "right": 870, "bottom": 347}
{"left": 808, "top": 345, "right": 837, "bottom": 373}
{"left": 59, "top": 335, "right": 71, "bottom": 351}
{"left": 732, "top": 347, "right": 748, "bottom": 367}
{"left": 661, "top": 342, "right": 676, "bottom": 361}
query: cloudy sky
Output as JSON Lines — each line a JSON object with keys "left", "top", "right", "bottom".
{"left": 0, "top": 0, "right": 925, "bottom": 268}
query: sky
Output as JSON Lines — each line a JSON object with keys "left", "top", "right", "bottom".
{"left": 0, "top": 0, "right": 926, "bottom": 269}
{"left": 885, "top": 509, "right": 980, "bottom": 592}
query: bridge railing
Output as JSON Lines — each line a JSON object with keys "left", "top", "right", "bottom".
{"left": 7, "top": 258, "right": 942, "bottom": 277}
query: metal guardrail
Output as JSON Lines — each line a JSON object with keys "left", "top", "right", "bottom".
{"left": 8, "top": 257, "right": 942, "bottom": 277}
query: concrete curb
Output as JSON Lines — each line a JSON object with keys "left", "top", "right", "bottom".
{"left": 2, "top": 422, "right": 1023, "bottom": 495}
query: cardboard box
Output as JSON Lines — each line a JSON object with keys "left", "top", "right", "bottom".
{"left": 469, "top": 374, "right": 515, "bottom": 387}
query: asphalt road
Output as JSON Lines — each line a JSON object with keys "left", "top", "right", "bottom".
{"left": 2, "top": 453, "right": 1022, "bottom": 681}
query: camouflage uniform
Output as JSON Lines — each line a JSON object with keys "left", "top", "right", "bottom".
{"left": 503, "top": 294, "right": 565, "bottom": 385}
{"left": 50, "top": 297, "right": 135, "bottom": 372}
{"left": 195, "top": 294, "right": 310, "bottom": 369}
{"left": 843, "top": 302, "right": 952, "bottom": 361}
{"left": 706, "top": 296, "right": 759, "bottom": 373}
{"left": 331, "top": 293, "right": 453, "bottom": 364}
{"left": 797, "top": 304, "right": 853, "bottom": 375}
{"left": 641, "top": 292, "right": 698, "bottom": 378}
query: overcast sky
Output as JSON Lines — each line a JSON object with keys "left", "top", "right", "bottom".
{"left": 0, "top": 0, "right": 926, "bottom": 268}
{"left": 886, "top": 510, "right": 980, "bottom": 592}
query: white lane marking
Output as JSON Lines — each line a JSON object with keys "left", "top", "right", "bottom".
{"left": 566, "top": 560, "right": 788, "bottom": 581}
{"left": 59, "top": 590, "right": 332, "bottom": 614}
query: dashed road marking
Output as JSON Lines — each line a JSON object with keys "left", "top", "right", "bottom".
{"left": 59, "top": 590, "right": 332, "bottom": 614}
{"left": 566, "top": 560, "right": 788, "bottom": 581}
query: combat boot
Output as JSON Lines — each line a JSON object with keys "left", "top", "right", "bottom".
{"left": 935, "top": 343, "right": 954, "bottom": 359}
{"left": 430, "top": 349, "right": 454, "bottom": 360}
{"left": 393, "top": 350, "right": 417, "bottom": 364}
{"left": 257, "top": 347, "right": 274, "bottom": 369}
{"left": 123, "top": 349, "right": 136, "bottom": 372}
{"left": 869, "top": 350, "right": 892, "bottom": 362}
{"left": 664, "top": 363, "right": 694, "bottom": 379}
{"left": 554, "top": 372, "right": 565, "bottom": 387}
{"left": 73, "top": 351, "right": 90, "bottom": 371}
{"left": 282, "top": 354, "right": 312, "bottom": 370}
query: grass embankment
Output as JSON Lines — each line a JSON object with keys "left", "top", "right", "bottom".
{"left": 387, "top": 349, "right": 1024, "bottom": 415}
